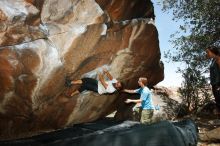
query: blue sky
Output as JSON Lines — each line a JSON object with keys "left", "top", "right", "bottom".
{"left": 153, "top": 2, "right": 183, "bottom": 87}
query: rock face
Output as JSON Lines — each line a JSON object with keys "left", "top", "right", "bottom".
{"left": 199, "top": 127, "right": 220, "bottom": 142}
{"left": 0, "top": 0, "right": 164, "bottom": 140}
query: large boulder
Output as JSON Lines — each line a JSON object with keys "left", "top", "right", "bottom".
{"left": 199, "top": 127, "right": 220, "bottom": 142}
{"left": 0, "top": 0, "right": 164, "bottom": 140}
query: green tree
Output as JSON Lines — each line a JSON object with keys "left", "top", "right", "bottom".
{"left": 178, "top": 66, "right": 210, "bottom": 112}
{"left": 158, "top": 0, "right": 219, "bottom": 111}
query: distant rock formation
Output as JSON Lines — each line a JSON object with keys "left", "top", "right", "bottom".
{"left": 114, "top": 86, "right": 185, "bottom": 122}
{"left": 0, "top": 0, "right": 163, "bottom": 140}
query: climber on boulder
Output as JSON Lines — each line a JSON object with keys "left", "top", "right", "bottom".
{"left": 65, "top": 68, "right": 123, "bottom": 97}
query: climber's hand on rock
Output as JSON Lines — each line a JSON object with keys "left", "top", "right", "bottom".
{"left": 103, "top": 68, "right": 108, "bottom": 73}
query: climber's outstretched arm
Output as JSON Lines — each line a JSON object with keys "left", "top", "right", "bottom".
{"left": 103, "top": 68, "right": 113, "bottom": 80}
